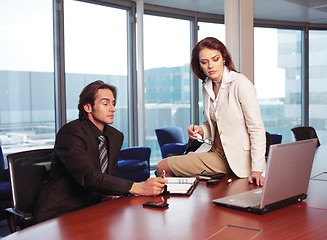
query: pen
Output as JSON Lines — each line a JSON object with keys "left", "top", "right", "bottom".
{"left": 226, "top": 178, "right": 232, "bottom": 184}
{"left": 193, "top": 124, "right": 195, "bottom": 132}
{"left": 200, "top": 170, "right": 206, "bottom": 175}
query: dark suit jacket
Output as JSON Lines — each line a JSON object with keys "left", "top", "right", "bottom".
{"left": 34, "top": 119, "right": 133, "bottom": 223}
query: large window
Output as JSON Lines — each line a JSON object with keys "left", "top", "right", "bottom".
{"left": 254, "top": 28, "right": 302, "bottom": 142}
{"left": 198, "top": 22, "right": 225, "bottom": 43}
{"left": 1, "top": 0, "right": 326, "bottom": 167}
{"left": 309, "top": 30, "right": 327, "bottom": 145}
{"left": 144, "top": 14, "right": 191, "bottom": 164}
{"left": 0, "top": 0, "right": 55, "bottom": 161}
{"left": 64, "top": 0, "right": 129, "bottom": 148}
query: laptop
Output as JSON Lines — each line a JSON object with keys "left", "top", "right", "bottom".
{"left": 212, "top": 138, "right": 318, "bottom": 214}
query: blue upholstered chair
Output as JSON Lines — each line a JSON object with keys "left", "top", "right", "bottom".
{"left": 265, "top": 132, "right": 282, "bottom": 160}
{"left": 155, "top": 126, "right": 187, "bottom": 159}
{"left": 270, "top": 134, "right": 282, "bottom": 144}
{"left": 115, "top": 147, "right": 151, "bottom": 182}
{"left": 0, "top": 145, "right": 12, "bottom": 220}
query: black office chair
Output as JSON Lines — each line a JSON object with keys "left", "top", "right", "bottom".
{"left": 291, "top": 126, "right": 320, "bottom": 147}
{"left": 5, "top": 148, "right": 53, "bottom": 233}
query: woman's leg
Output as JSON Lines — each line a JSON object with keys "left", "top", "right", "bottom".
{"left": 156, "top": 158, "right": 175, "bottom": 177}
{"left": 163, "top": 151, "right": 229, "bottom": 177}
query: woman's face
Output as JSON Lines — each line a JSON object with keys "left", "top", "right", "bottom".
{"left": 199, "top": 48, "right": 225, "bottom": 82}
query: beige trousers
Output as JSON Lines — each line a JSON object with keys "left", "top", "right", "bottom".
{"left": 167, "top": 133, "right": 230, "bottom": 177}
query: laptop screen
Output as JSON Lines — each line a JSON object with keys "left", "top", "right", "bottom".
{"left": 260, "top": 138, "right": 317, "bottom": 208}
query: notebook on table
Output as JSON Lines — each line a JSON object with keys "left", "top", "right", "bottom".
{"left": 162, "top": 177, "right": 198, "bottom": 195}
{"left": 212, "top": 139, "right": 318, "bottom": 214}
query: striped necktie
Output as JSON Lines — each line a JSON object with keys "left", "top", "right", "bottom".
{"left": 98, "top": 135, "right": 108, "bottom": 173}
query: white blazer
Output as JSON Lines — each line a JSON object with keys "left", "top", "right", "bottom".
{"left": 201, "top": 68, "right": 266, "bottom": 178}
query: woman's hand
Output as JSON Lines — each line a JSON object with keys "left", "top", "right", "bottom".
{"left": 248, "top": 171, "right": 264, "bottom": 186}
{"left": 188, "top": 124, "right": 204, "bottom": 140}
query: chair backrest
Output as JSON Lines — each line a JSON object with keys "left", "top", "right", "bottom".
{"left": 116, "top": 147, "right": 151, "bottom": 182}
{"left": 0, "top": 144, "right": 10, "bottom": 181}
{"left": 291, "top": 126, "right": 320, "bottom": 147}
{"left": 7, "top": 149, "right": 53, "bottom": 215}
{"left": 119, "top": 147, "right": 151, "bottom": 162}
{"left": 270, "top": 134, "right": 282, "bottom": 144}
{"left": 0, "top": 145, "right": 5, "bottom": 172}
{"left": 155, "top": 126, "right": 185, "bottom": 147}
{"left": 265, "top": 132, "right": 273, "bottom": 157}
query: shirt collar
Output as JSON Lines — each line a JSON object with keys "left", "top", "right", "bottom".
{"left": 204, "top": 66, "right": 228, "bottom": 99}
{"left": 87, "top": 119, "right": 106, "bottom": 140}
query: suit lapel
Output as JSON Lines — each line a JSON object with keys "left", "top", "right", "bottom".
{"left": 216, "top": 83, "right": 230, "bottom": 115}
{"left": 202, "top": 88, "right": 216, "bottom": 141}
{"left": 104, "top": 126, "right": 118, "bottom": 175}
{"left": 80, "top": 120, "right": 99, "bottom": 167}
{"left": 217, "top": 68, "right": 233, "bottom": 119}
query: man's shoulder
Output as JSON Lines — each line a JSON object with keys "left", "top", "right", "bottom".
{"left": 58, "top": 119, "right": 87, "bottom": 135}
{"left": 105, "top": 125, "right": 123, "bottom": 138}
{"left": 60, "top": 119, "right": 83, "bottom": 129}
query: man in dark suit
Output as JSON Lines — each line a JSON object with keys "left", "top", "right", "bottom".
{"left": 34, "top": 80, "right": 165, "bottom": 223}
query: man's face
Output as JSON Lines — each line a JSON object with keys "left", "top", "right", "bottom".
{"left": 83, "top": 88, "right": 116, "bottom": 132}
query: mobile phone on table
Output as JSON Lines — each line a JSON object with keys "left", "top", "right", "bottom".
{"left": 143, "top": 201, "right": 169, "bottom": 209}
{"left": 199, "top": 172, "right": 225, "bottom": 180}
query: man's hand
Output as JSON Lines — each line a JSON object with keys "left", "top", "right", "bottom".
{"left": 129, "top": 177, "right": 166, "bottom": 196}
{"left": 248, "top": 171, "right": 264, "bottom": 186}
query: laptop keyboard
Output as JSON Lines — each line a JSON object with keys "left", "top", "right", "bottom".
{"left": 214, "top": 189, "right": 263, "bottom": 208}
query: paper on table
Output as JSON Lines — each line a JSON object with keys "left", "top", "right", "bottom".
{"left": 165, "top": 177, "right": 196, "bottom": 184}
{"left": 166, "top": 184, "right": 193, "bottom": 194}
{"left": 164, "top": 177, "right": 197, "bottom": 194}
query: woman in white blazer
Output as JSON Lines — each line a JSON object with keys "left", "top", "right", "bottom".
{"left": 157, "top": 37, "right": 266, "bottom": 185}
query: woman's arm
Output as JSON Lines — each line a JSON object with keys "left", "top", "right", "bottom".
{"left": 237, "top": 77, "right": 266, "bottom": 184}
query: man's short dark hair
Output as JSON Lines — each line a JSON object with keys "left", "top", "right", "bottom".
{"left": 78, "top": 80, "right": 117, "bottom": 120}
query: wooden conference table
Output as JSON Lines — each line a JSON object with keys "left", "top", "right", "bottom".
{"left": 4, "top": 146, "right": 327, "bottom": 240}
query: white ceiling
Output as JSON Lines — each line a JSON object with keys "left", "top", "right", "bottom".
{"left": 142, "top": 0, "right": 327, "bottom": 24}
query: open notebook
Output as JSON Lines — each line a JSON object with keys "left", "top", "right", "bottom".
{"left": 213, "top": 139, "right": 317, "bottom": 214}
{"left": 162, "top": 177, "right": 198, "bottom": 195}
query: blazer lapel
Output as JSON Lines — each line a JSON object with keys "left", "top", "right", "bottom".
{"left": 81, "top": 120, "right": 100, "bottom": 168}
{"left": 104, "top": 126, "right": 118, "bottom": 175}
{"left": 216, "top": 83, "right": 230, "bottom": 115}
{"left": 216, "top": 68, "right": 233, "bottom": 119}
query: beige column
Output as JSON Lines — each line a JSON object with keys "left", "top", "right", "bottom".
{"left": 225, "top": 0, "right": 254, "bottom": 83}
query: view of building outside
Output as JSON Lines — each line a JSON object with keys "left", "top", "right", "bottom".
{"left": 309, "top": 30, "right": 327, "bottom": 142}
{"left": 0, "top": 0, "right": 55, "bottom": 163}
{"left": 254, "top": 28, "right": 302, "bottom": 143}
{"left": 64, "top": 0, "right": 129, "bottom": 149}
{"left": 0, "top": 1, "right": 326, "bottom": 166}
{"left": 143, "top": 14, "right": 191, "bottom": 163}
